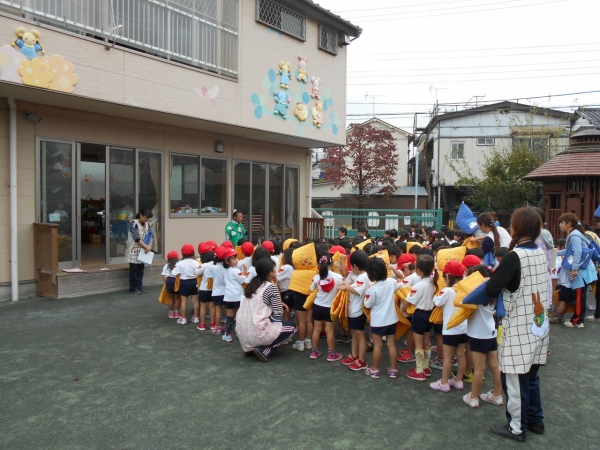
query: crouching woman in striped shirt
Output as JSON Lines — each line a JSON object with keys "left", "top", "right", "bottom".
{"left": 236, "top": 259, "right": 297, "bottom": 362}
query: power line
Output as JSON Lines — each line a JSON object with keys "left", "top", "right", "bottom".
{"left": 348, "top": 72, "right": 600, "bottom": 85}
{"left": 335, "top": 0, "right": 479, "bottom": 13}
{"left": 348, "top": 49, "right": 600, "bottom": 61}
{"left": 348, "top": 65, "right": 600, "bottom": 79}
{"left": 344, "top": 0, "right": 527, "bottom": 19}
{"left": 356, "top": 0, "right": 565, "bottom": 22}
{"left": 348, "top": 42, "right": 600, "bottom": 56}
{"left": 348, "top": 59, "right": 600, "bottom": 74}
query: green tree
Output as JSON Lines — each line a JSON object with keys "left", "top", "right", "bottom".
{"left": 448, "top": 143, "right": 544, "bottom": 213}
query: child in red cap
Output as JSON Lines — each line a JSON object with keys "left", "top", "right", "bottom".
{"left": 173, "top": 244, "right": 200, "bottom": 325}
{"left": 430, "top": 260, "right": 467, "bottom": 393}
{"left": 162, "top": 251, "right": 181, "bottom": 319}
{"left": 196, "top": 243, "right": 216, "bottom": 331}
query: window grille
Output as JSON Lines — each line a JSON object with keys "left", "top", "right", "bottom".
{"left": 318, "top": 24, "right": 338, "bottom": 55}
{"left": 256, "top": 0, "right": 306, "bottom": 41}
{"left": 0, "top": 0, "right": 239, "bottom": 78}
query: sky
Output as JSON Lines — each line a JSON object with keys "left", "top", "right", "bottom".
{"left": 315, "top": 0, "right": 600, "bottom": 134}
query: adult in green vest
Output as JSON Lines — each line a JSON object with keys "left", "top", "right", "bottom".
{"left": 225, "top": 209, "right": 246, "bottom": 246}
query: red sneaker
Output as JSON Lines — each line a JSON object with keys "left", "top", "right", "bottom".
{"left": 424, "top": 367, "right": 432, "bottom": 377}
{"left": 397, "top": 352, "right": 416, "bottom": 363}
{"left": 197, "top": 323, "right": 206, "bottom": 331}
{"left": 320, "top": 331, "right": 327, "bottom": 338}
{"left": 173, "top": 311, "right": 181, "bottom": 318}
{"left": 398, "top": 349, "right": 410, "bottom": 356}
{"left": 209, "top": 323, "right": 216, "bottom": 331}
{"left": 341, "top": 354, "right": 356, "bottom": 366}
{"left": 406, "top": 367, "right": 426, "bottom": 381}
{"left": 348, "top": 359, "right": 368, "bottom": 371}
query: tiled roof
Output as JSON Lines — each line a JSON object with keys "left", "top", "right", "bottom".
{"left": 523, "top": 147, "right": 600, "bottom": 180}
{"left": 579, "top": 109, "right": 600, "bottom": 127}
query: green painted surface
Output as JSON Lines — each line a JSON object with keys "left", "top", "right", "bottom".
{"left": 0, "top": 287, "right": 597, "bottom": 449}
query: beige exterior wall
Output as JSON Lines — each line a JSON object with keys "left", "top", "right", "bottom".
{"left": 0, "top": 100, "right": 310, "bottom": 285}
{"left": 0, "top": 2, "right": 347, "bottom": 146}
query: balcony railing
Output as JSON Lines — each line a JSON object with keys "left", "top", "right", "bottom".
{"left": 0, "top": 0, "right": 239, "bottom": 77}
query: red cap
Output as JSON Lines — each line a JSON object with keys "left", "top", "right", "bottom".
{"left": 443, "top": 260, "right": 466, "bottom": 277}
{"left": 198, "top": 243, "right": 212, "bottom": 254}
{"left": 206, "top": 241, "right": 218, "bottom": 250}
{"left": 261, "top": 241, "right": 275, "bottom": 254}
{"left": 462, "top": 255, "right": 481, "bottom": 267}
{"left": 216, "top": 246, "right": 237, "bottom": 260}
{"left": 241, "top": 242, "right": 255, "bottom": 256}
{"left": 167, "top": 251, "right": 179, "bottom": 260}
{"left": 398, "top": 253, "right": 416, "bottom": 267}
{"left": 221, "top": 241, "right": 234, "bottom": 250}
{"left": 329, "top": 245, "right": 347, "bottom": 255}
{"left": 181, "top": 244, "right": 195, "bottom": 256}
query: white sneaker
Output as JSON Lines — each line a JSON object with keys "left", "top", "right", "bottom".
{"left": 292, "top": 340, "right": 305, "bottom": 352}
{"left": 304, "top": 338, "right": 312, "bottom": 348}
{"left": 177, "top": 317, "right": 187, "bottom": 325}
{"left": 480, "top": 391, "right": 504, "bottom": 406}
{"left": 191, "top": 316, "right": 200, "bottom": 324}
{"left": 222, "top": 334, "right": 233, "bottom": 343}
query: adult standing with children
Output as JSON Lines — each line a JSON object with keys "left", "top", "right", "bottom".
{"left": 225, "top": 209, "right": 246, "bottom": 246}
{"left": 236, "top": 259, "right": 297, "bottom": 362}
{"left": 484, "top": 207, "right": 549, "bottom": 442}
{"left": 125, "top": 209, "right": 153, "bottom": 295}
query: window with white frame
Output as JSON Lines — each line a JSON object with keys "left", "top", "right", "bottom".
{"left": 477, "top": 138, "right": 495, "bottom": 146}
{"left": 256, "top": 0, "right": 306, "bottom": 41}
{"left": 451, "top": 142, "right": 465, "bottom": 160}
{"left": 319, "top": 25, "right": 338, "bottom": 55}
{"left": 513, "top": 136, "right": 551, "bottom": 161}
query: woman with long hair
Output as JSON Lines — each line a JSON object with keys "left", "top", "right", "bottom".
{"left": 485, "top": 207, "right": 549, "bottom": 442}
{"left": 236, "top": 259, "right": 296, "bottom": 362}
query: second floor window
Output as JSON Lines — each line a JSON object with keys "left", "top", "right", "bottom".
{"left": 513, "top": 137, "right": 551, "bottom": 161}
{"left": 256, "top": 0, "right": 306, "bottom": 41}
{"left": 451, "top": 142, "right": 465, "bottom": 160}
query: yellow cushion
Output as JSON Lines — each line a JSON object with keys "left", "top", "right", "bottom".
{"left": 429, "top": 306, "right": 444, "bottom": 324}
{"left": 332, "top": 251, "right": 345, "bottom": 275}
{"left": 406, "top": 242, "right": 423, "bottom": 254}
{"left": 303, "top": 289, "right": 317, "bottom": 310}
{"left": 289, "top": 268, "right": 317, "bottom": 296}
{"left": 462, "top": 237, "right": 480, "bottom": 249}
{"left": 292, "top": 243, "right": 317, "bottom": 270}
{"left": 436, "top": 246, "right": 467, "bottom": 271}
{"left": 283, "top": 238, "right": 298, "bottom": 250}
{"left": 453, "top": 272, "right": 485, "bottom": 308}
{"left": 158, "top": 285, "right": 169, "bottom": 305}
{"left": 354, "top": 239, "right": 372, "bottom": 251}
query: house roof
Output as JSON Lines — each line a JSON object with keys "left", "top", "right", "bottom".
{"left": 421, "top": 101, "right": 573, "bottom": 137}
{"left": 577, "top": 108, "right": 600, "bottom": 127}
{"left": 358, "top": 118, "right": 413, "bottom": 137}
{"left": 523, "top": 146, "right": 600, "bottom": 180}
{"left": 280, "top": 0, "right": 362, "bottom": 37}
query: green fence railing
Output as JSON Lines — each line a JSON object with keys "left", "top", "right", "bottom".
{"left": 313, "top": 208, "right": 443, "bottom": 239}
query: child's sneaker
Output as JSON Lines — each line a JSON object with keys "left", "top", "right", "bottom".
{"left": 197, "top": 323, "right": 206, "bottom": 331}
{"left": 212, "top": 328, "right": 223, "bottom": 335}
{"left": 327, "top": 351, "right": 342, "bottom": 362}
{"left": 304, "top": 338, "right": 312, "bottom": 348}
{"left": 424, "top": 368, "right": 432, "bottom": 377}
{"left": 341, "top": 354, "right": 356, "bottom": 366}
{"left": 173, "top": 311, "right": 181, "bottom": 318}
{"left": 480, "top": 391, "right": 504, "bottom": 406}
{"left": 222, "top": 334, "right": 233, "bottom": 343}
{"left": 463, "top": 392, "right": 479, "bottom": 408}
{"left": 177, "top": 317, "right": 187, "bottom": 325}
{"left": 320, "top": 331, "right": 327, "bottom": 338}
{"left": 463, "top": 373, "right": 474, "bottom": 384}
{"left": 209, "top": 322, "right": 216, "bottom": 331}
{"left": 585, "top": 315, "right": 600, "bottom": 323}
{"left": 309, "top": 348, "right": 321, "bottom": 359}
{"left": 365, "top": 367, "right": 380, "bottom": 379}
{"left": 219, "top": 326, "right": 226, "bottom": 333}
{"left": 292, "top": 340, "right": 305, "bottom": 352}
{"left": 191, "top": 316, "right": 200, "bottom": 324}
{"left": 348, "top": 359, "right": 367, "bottom": 371}
{"left": 387, "top": 368, "right": 399, "bottom": 379}
{"left": 564, "top": 321, "right": 584, "bottom": 328}
{"left": 429, "top": 357, "right": 444, "bottom": 370}
{"left": 448, "top": 378, "right": 464, "bottom": 390}
{"left": 406, "top": 367, "right": 426, "bottom": 381}
{"left": 451, "top": 356, "right": 458, "bottom": 367}
{"left": 430, "top": 379, "right": 451, "bottom": 393}
{"left": 168, "top": 311, "right": 175, "bottom": 319}
{"left": 397, "top": 352, "right": 416, "bottom": 363}
{"left": 431, "top": 345, "right": 437, "bottom": 352}
{"left": 398, "top": 349, "right": 410, "bottom": 356}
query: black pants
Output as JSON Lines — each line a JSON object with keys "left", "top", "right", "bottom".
{"left": 595, "top": 279, "right": 600, "bottom": 319}
{"left": 501, "top": 364, "right": 544, "bottom": 435}
{"left": 129, "top": 263, "right": 145, "bottom": 292}
{"left": 256, "top": 320, "right": 297, "bottom": 358}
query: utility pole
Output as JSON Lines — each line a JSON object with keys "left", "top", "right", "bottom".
{"left": 365, "top": 93, "right": 383, "bottom": 118}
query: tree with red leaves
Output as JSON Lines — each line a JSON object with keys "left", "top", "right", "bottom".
{"left": 322, "top": 123, "right": 399, "bottom": 208}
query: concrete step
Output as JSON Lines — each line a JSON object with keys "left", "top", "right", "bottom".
{"left": 54, "top": 262, "right": 166, "bottom": 299}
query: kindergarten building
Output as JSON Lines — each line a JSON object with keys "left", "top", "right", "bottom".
{"left": 0, "top": 0, "right": 361, "bottom": 300}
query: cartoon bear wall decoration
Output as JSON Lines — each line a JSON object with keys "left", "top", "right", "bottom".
{"left": 278, "top": 61, "right": 291, "bottom": 89}
{"left": 273, "top": 90, "right": 290, "bottom": 119}
{"left": 12, "top": 27, "right": 44, "bottom": 60}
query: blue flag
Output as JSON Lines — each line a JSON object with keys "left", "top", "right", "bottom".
{"left": 456, "top": 202, "right": 479, "bottom": 234}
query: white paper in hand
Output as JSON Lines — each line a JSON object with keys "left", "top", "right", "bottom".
{"left": 137, "top": 250, "right": 154, "bottom": 265}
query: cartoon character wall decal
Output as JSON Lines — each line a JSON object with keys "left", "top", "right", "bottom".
{"left": 278, "top": 61, "right": 291, "bottom": 89}
{"left": 530, "top": 291, "right": 548, "bottom": 338}
{"left": 294, "top": 102, "right": 309, "bottom": 121}
{"left": 195, "top": 85, "right": 219, "bottom": 106}
{"left": 11, "top": 28, "right": 44, "bottom": 60}
{"left": 310, "top": 77, "right": 321, "bottom": 100}
{"left": 273, "top": 90, "right": 290, "bottom": 119}
{"left": 312, "top": 101, "right": 324, "bottom": 128}
{"left": 297, "top": 56, "right": 308, "bottom": 83}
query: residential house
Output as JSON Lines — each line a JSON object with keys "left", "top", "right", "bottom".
{"left": 412, "top": 101, "right": 572, "bottom": 214}
{"left": 0, "top": 0, "right": 361, "bottom": 300}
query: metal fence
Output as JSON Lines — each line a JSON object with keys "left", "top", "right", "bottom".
{"left": 0, "top": 0, "right": 239, "bottom": 77}
{"left": 313, "top": 208, "right": 443, "bottom": 239}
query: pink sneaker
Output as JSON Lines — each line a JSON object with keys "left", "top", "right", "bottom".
{"left": 327, "top": 351, "right": 342, "bottom": 362}
{"left": 173, "top": 311, "right": 181, "bottom": 318}
{"left": 463, "top": 392, "right": 479, "bottom": 408}
{"left": 430, "top": 379, "right": 451, "bottom": 393}
{"left": 448, "top": 378, "right": 464, "bottom": 390}
{"left": 168, "top": 311, "right": 176, "bottom": 319}
{"left": 197, "top": 323, "right": 206, "bottom": 331}
{"left": 480, "top": 391, "right": 504, "bottom": 406}
{"left": 209, "top": 322, "right": 216, "bottom": 331}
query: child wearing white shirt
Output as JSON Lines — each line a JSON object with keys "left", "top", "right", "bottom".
{"left": 363, "top": 258, "right": 399, "bottom": 379}
{"left": 221, "top": 249, "right": 247, "bottom": 343}
{"left": 162, "top": 250, "right": 181, "bottom": 319}
{"left": 338, "top": 250, "right": 371, "bottom": 371}
{"left": 276, "top": 248, "right": 295, "bottom": 321}
{"left": 196, "top": 246, "right": 215, "bottom": 331}
{"left": 173, "top": 244, "right": 201, "bottom": 325}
